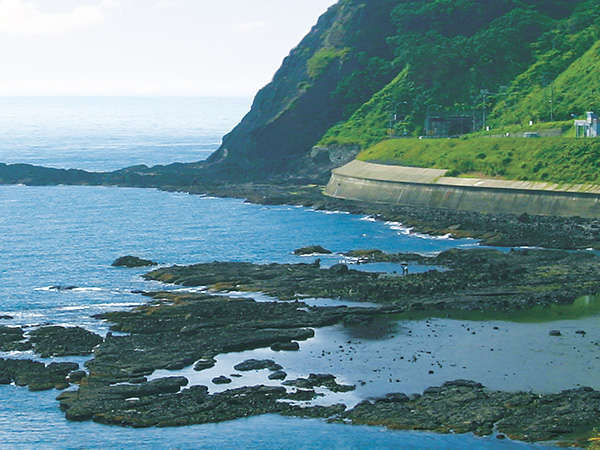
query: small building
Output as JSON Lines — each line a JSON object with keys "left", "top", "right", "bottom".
{"left": 574, "top": 112, "right": 600, "bottom": 137}
{"left": 424, "top": 114, "right": 473, "bottom": 137}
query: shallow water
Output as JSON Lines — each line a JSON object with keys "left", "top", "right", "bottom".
{"left": 0, "top": 184, "right": 519, "bottom": 449}
{"left": 148, "top": 311, "right": 600, "bottom": 408}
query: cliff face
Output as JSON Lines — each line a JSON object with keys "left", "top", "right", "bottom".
{"left": 205, "top": 0, "right": 598, "bottom": 182}
{"left": 207, "top": 0, "right": 398, "bottom": 179}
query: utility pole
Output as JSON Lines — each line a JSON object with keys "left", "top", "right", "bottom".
{"left": 389, "top": 100, "right": 409, "bottom": 137}
{"left": 480, "top": 89, "right": 489, "bottom": 130}
{"left": 550, "top": 84, "right": 554, "bottom": 122}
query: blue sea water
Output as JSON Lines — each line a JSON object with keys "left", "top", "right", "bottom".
{"left": 0, "top": 96, "right": 250, "bottom": 171}
{"left": 0, "top": 98, "right": 570, "bottom": 449}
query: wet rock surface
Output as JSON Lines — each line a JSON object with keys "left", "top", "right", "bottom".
{"left": 294, "top": 246, "right": 332, "bottom": 255}
{"left": 233, "top": 359, "right": 282, "bottom": 372}
{"left": 112, "top": 256, "right": 157, "bottom": 268}
{"left": 55, "top": 291, "right": 376, "bottom": 427}
{"left": 0, "top": 358, "right": 79, "bottom": 391}
{"left": 0, "top": 326, "right": 32, "bottom": 352}
{"left": 271, "top": 341, "right": 300, "bottom": 351}
{"left": 144, "top": 248, "right": 600, "bottom": 311}
{"left": 343, "top": 380, "right": 600, "bottom": 446}
{"left": 3, "top": 245, "right": 595, "bottom": 444}
{"left": 58, "top": 381, "right": 345, "bottom": 427}
{"left": 28, "top": 326, "right": 103, "bottom": 358}
{"left": 284, "top": 374, "right": 355, "bottom": 393}
{"left": 212, "top": 376, "right": 232, "bottom": 385}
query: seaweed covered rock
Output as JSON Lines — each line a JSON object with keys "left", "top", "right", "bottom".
{"left": 29, "top": 326, "right": 103, "bottom": 358}
{"left": 233, "top": 359, "right": 282, "bottom": 372}
{"left": 344, "top": 381, "right": 600, "bottom": 446}
{"left": 112, "top": 256, "right": 157, "bottom": 268}
{"left": 0, "top": 326, "right": 32, "bottom": 352}
{"left": 284, "top": 374, "right": 355, "bottom": 392}
{"left": 0, "top": 358, "right": 78, "bottom": 391}
{"left": 294, "top": 246, "right": 332, "bottom": 255}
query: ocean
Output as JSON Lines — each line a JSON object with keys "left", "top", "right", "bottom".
{"left": 0, "top": 97, "right": 589, "bottom": 449}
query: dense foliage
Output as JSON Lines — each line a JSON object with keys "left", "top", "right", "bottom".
{"left": 319, "top": 0, "right": 600, "bottom": 148}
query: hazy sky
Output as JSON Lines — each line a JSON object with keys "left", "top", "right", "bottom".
{"left": 0, "top": 0, "right": 337, "bottom": 96}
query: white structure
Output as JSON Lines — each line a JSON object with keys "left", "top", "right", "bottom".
{"left": 574, "top": 112, "right": 600, "bottom": 137}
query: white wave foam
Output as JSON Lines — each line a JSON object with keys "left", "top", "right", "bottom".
{"left": 72, "top": 287, "right": 105, "bottom": 292}
{"left": 34, "top": 286, "right": 55, "bottom": 292}
{"left": 360, "top": 216, "right": 376, "bottom": 222}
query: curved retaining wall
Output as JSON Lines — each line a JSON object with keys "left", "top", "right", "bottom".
{"left": 325, "top": 161, "right": 600, "bottom": 218}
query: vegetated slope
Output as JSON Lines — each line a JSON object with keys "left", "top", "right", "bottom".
{"left": 492, "top": 37, "right": 600, "bottom": 125}
{"left": 319, "top": 0, "right": 599, "bottom": 150}
{"left": 206, "top": 0, "right": 400, "bottom": 179}
{"left": 357, "top": 137, "right": 600, "bottom": 185}
{"left": 209, "top": 0, "right": 599, "bottom": 180}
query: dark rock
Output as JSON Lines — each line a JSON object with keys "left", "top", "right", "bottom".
{"left": 328, "top": 264, "right": 349, "bottom": 274}
{"left": 385, "top": 393, "right": 410, "bottom": 403}
{"left": 212, "top": 376, "right": 232, "bottom": 385}
{"left": 234, "top": 359, "right": 282, "bottom": 372}
{"left": 284, "top": 374, "right": 355, "bottom": 393}
{"left": 268, "top": 371, "right": 287, "bottom": 380}
{"left": 142, "top": 248, "right": 600, "bottom": 312}
{"left": 344, "top": 381, "right": 600, "bottom": 445}
{"left": 287, "top": 389, "right": 318, "bottom": 401}
{"left": 575, "top": 330, "right": 586, "bottom": 335}
{"left": 0, "top": 358, "right": 75, "bottom": 391}
{"left": 294, "top": 246, "right": 332, "bottom": 255}
{"left": 270, "top": 341, "right": 300, "bottom": 351}
{"left": 28, "top": 326, "right": 103, "bottom": 357}
{"left": 48, "top": 286, "right": 78, "bottom": 291}
{"left": 112, "top": 256, "right": 157, "bottom": 268}
{"left": 67, "top": 370, "right": 87, "bottom": 383}
{"left": 549, "top": 330, "right": 562, "bottom": 337}
{"left": 165, "top": 357, "right": 196, "bottom": 370}
{"left": 193, "top": 358, "right": 216, "bottom": 371}
{"left": 0, "top": 326, "right": 32, "bottom": 352}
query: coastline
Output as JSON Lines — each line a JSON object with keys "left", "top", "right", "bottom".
{"left": 1, "top": 161, "right": 600, "bottom": 249}
{"left": 2, "top": 168, "right": 600, "bottom": 446}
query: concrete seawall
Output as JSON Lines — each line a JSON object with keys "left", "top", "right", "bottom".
{"left": 325, "top": 160, "right": 600, "bottom": 218}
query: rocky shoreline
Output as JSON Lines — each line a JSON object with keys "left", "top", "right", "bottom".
{"left": 0, "top": 247, "right": 598, "bottom": 446}
{"left": 144, "top": 247, "right": 600, "bottom": 312}
{"left": 1, "top": 162, "right": 600, "bottom": 249}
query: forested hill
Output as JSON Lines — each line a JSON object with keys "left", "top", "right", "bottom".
{"left": 206, "top": 0, "right": 600, "bottom": 181}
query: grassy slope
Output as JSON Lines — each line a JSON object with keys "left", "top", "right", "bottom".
{"left": 492, "top": 37, "right": 600, "bottom": 125}
{"left": 317, "top": 1, "right": 599, "bottom": 153}
{"left": 357, "top": 137, "right": 600, "bottom": 185}
{"left": 319, "top": 68, "right": 413, "bottom": 148}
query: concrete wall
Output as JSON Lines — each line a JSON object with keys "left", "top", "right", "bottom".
{"left": 325, "top": 161, "right": 600, "bottom": 218}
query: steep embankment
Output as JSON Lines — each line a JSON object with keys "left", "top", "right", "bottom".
{"left": 319, "top": 0, "right": 599, "bottom": 150}
{"left": 206, "top": 0, "right": 400, "bottom": 179}
{"left": 357, "top": 137, "right": 600, "bottom": 185}
{"left": 207, "top": 0, "right": 599, "bottom": 178}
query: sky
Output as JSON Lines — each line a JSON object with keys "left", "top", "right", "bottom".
{"left": 0, "top": 0, "right": 337, "bottom": 96}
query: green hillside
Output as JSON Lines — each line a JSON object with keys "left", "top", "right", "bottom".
{"left": 358, "top": 137, "right": 600, "bottom": 185}
{"left": 319, "top": 0, "right": 600, "bottom": 149}
{"left": 205, "top": 0, "right": 600, "bottom": 181}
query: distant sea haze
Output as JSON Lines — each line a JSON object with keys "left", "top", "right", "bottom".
{"left": 0, "top": 96, "right": 251, "bottom": 171}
